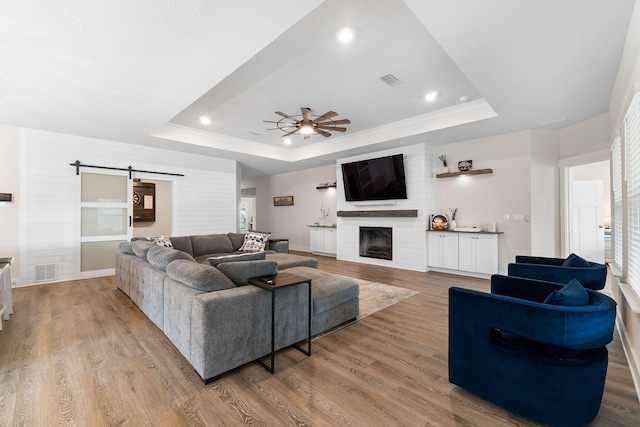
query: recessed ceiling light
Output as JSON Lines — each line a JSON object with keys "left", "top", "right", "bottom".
{"left": 338, "top": 27, "right": 354, "bottom": 43}
{"left": 199, "top": 116, "right": 211, "bottom": 125}
{"left": 425, "top": 91, "right": 438, "bottom": 101}
{"left": 283, "top": 138, "right": 292, "bottom": 145}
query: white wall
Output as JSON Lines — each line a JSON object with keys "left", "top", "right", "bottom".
{"left": 606, "top": 0, "right": 640, "bottom": 399}
{"left": 531, "top": 129, "right": 560, "bottom": 256}
{"left": 559, "top": 113, "right": 610, "bottom": 159}
{"left": 242, "top": 164, "right": 337, "bottom": 251}
{"left": 0, "top": 125, "right": 22, "bottom": 283}
{"left": 433, "top": 131, "right": 533, "bottom": 274}
{"left": 15, "top": 128, "right": 238, "bottom": 285}
{"left": 336, "top": 143, "right": 432, "bottom": 272}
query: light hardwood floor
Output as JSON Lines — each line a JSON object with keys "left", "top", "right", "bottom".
{"left": 1, "top": 252, "right": 639, "bottom": 426}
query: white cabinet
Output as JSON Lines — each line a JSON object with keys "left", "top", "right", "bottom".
{"left": 428, "top": 231, "right": 499, "bottom": 275}
{"left": 458, "top": 233, "right": 498, "bottom": 274}
{"left": 427, "top": 232, "right": 458, "bottom": 269}
{"left": 309, "top": 227, "right": 337, "bottom": 256}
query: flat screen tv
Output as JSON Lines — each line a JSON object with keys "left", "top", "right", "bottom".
{"left": 341, "top": 154, "right": 407, "bottom": 202}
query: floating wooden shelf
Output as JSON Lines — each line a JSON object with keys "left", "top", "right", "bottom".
{"left": 436, "top": 168, "right": 493, "bottom": 178}
{"left": 316, "top": 183, "right": 337, "bottom": 189}
{"left": 337, "top": 210, "right": 418, "bottom": 218}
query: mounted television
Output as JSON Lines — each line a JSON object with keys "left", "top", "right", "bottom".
{"left": 341, "top": 154, "right": 407, "bottom": 202}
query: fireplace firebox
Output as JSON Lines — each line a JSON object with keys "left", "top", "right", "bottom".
{"left": 359, "top": 227, "right": 392, "bottom": 260}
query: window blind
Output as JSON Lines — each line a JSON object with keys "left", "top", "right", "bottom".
{"left": 625, "top": 93, "right": 640, "bottom": 293}
{"left": 612, "top": 136, "right": 623, "bottom": 270}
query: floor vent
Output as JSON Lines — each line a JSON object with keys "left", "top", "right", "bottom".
{"left": 35, "top": 263, "right": 57, "bottom": 282}
{"left": 378, "top": 73, "right": 402, "bottom": 86}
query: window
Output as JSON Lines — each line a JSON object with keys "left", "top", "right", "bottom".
{"left": 625, "top": 92, "right": 640, "bottom": 293}
{"left": 612, "top": 136, "right": 623, "bottom": 270}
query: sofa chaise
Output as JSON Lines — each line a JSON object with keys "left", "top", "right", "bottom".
{"left": 115, "top": 232, "right": 359, "bottom": 382}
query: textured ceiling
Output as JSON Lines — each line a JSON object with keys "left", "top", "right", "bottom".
{"left": 0, "top": 0, "right": 634, "bottom": 179}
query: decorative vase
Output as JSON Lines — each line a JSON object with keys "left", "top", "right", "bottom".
{"left": 449, "top": 219, "right": 457, "bottom": 230}
{"left": 443, "top": 166, "right": 450, "bottom": 173}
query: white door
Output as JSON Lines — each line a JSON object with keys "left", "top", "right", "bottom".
{"left": 80, "top": 171, "right": 132, "bottom": 277}
{"left": 570, "top": 181, "right": 604, "bottom": 263}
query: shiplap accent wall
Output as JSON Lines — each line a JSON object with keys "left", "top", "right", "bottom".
{"left": 23, "top": 129, "right": 237, "bottom": 285}
{"left": 336, "top": 143, "right": 433, "bottom": 271}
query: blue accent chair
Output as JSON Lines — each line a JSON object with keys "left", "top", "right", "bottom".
{"left": 449, "top": 275, "right": 616, "bottom": 427}
{"left": 507, "top": 254, "right": 607, "bottom": 290}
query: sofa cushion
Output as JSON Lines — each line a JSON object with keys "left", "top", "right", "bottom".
{"left": 562, "top": 253, "right": 590, "bottom": 268}
{"left": 166, "top": 259, "right": 236, "bottom": 292}
{"left": 168, "top": 235, "right": 193, "bottom": 256}
{"left": 217, "top": 260, "right": 278, "bottom": 286}
{"left": 147, "top": 246, "right": 196, "bottom": 271}
{"left": 239, "top": 231, "right": 270, "bottom": 252}
{"left": 208, "top": 251, "right": 266, "bottom": 266}
{"left": 190, "top": 234, "right": 234, "bottom": 257}
{"left": 227, "top": 233, "right": 246, "bottom": 251}
{"left": 544, "top": 279, "right": 589, "bottom": 306}
{"left": 266, "top": 253, "right": 318, "bottom": 269}
{"left": 132, "top": 240, "right": 156, "bottom": 258}
{"left": 119, "top": 241, "right": 136, "bottom": 255}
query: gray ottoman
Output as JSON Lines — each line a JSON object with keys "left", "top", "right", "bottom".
{"left": 284, "top": 266, "right": 359, "bottom": 335}
{"left": 266, "top": 253, "right": 319, "bottom": 270}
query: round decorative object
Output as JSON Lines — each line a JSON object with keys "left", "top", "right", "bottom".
{"left": 133, "top": 191, "right": 140, "bottom": 206}
{"left": 449, "top": 219, "right": 457, "bottom": 230}
{"left": 443, "top": 166, "right": 450, "bottom": 173}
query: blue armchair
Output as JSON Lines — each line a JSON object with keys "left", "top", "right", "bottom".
{"left": 507, "top": 254, "right": 607, "bottom": 290}
{"left": 449, "top": 274, "right": 616, "bottom": 427}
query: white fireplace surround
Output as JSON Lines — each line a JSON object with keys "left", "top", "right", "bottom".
{"left": 335, "top": 143, "right": 434, "bottom": 272}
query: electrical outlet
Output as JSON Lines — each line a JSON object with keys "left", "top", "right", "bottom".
{"left": 513, "top": 214, "right": 525, "bottom": 222}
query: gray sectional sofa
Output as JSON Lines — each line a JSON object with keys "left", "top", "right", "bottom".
{"left": 115, "top": 232, "right": 359, "bottom": 382}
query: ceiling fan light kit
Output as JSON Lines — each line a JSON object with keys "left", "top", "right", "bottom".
{"left": 264, "top": 107, "right": 350, "bottom": 139}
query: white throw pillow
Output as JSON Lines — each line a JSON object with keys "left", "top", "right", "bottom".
{"left": 239, "top": 231, "right": 270, "bottom": 252}
{"left": 151, "top": 235, "right": 173, "bottom": 248}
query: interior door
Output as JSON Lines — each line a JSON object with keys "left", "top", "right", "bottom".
{"left": 80, "top": 171, "right": 132, "bottom": 276}
{"left": 570, "top": 181, "right": 604, "bottom": 263}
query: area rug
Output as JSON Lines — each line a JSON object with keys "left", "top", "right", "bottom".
{"left": 313, "top": 276, "right": 419, "bottom": 339}
{"left": 355, "top": 277, "right": 419, "bottom": 320}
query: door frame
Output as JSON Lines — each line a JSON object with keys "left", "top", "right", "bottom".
{"left": 559, "top": 149, "right": 610, "bottom": 258}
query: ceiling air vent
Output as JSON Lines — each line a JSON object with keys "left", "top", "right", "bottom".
{"left": 247, "top": 130, "right": 262, "bottom": 136}
{"left": 378, "top": 73, "right": 402, "bottom": 86}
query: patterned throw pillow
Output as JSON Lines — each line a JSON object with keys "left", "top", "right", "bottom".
{"left": 239, "top": 231, "right": 270, "bottom": 252}
{"left": 151, "top": 235, "right": 173, "bottom": 248}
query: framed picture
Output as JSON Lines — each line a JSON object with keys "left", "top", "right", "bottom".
{"left": 273, "top": 195, "right": 294, "bottom": 206}
{"left": 133, "top": 182, "right": 155, "bottom": 222}
{"left": 430, "top": 214, "right": 448, "bottom": 230}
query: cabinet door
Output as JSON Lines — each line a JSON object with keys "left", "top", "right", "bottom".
{"left": 324, "top": 228, "right": 337, "bottom": 255}
{"left": 441, "top": 234, "right": 459, "bottom": 269}
{"left": 474, "top": 234, "right": 498, "bottom": 274}
{"left": 427, "top": 233, "right": 444, "bottom": 267}
{"left": 310, "top": 228, "right": 323, "bottom": 253}
{"left": 458, "top": 234, "right": 475, "bottom": 272}
{"left": 428, "top": 232, "right": 458, "bottom": 268}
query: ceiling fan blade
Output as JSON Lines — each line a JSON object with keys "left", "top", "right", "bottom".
{"left": 301, "top": 107, "right": 312, "bottom": 120}
{"left": 282, "top": 129, "right": 298, "bottom": 137}
{"left": 275, "top": 111, "right": 299, "bottom": 122}
{"left": 315, "top": 128, "right": 332, "bottom": 137}
{"left": 331, "top": 118, "right": 351, "bottom": 125}
{"left": 313, "top": 111, "right": 338, "bottom": 123}
{"left": 303, "top": 134, "right": 312, "bottom": 140}
{"left": 316, "top": 124, "right": 347, "bottom": 131}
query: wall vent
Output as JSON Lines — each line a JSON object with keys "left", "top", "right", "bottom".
{"left": 378, "top": 73, "right": 402, "bottom": 86}
{"left": 35, "top": 263, "right": 57, "bottom": 282}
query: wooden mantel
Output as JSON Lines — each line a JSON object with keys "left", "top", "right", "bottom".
{"left": 337, "top": 210, "right": 418, "bottom": 218}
